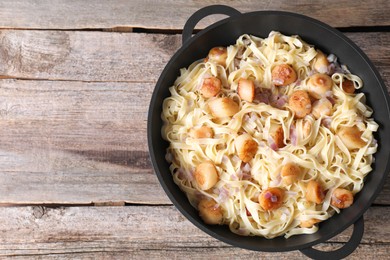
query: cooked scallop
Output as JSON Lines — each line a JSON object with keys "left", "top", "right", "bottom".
{"left": 194, "top": 161, "right": 219, "bottom": 190}
{"left": 300, "top": 218, "right": 321, "bottom": 228}
{"left": 288, "top": 90, "right": 312, "bottom": 118}
{"left": 281, "top": 163, "right": 302, "bottom": 185}
{"left": 237, "top": 78, "right": 255, "bottom": 102}
{"left": 208, "top": 97, "right": 239, "bottom": 118}
{"left": 313, "top": 51, "right": 330, "bottom": 74}
{"left": 258, "top": 187, "right": 285, "bottom": 211}
{"left": 306, "top": 180, "right": 325, "bottom": 204}
{"left": 206, "top": 47, "right": 228, "bottom": 67}
{"left": 312, "top": 98, "right": 332, "bottom": 119}
{"left": 190, "top": 126, "right": 214, "bottom": 139}
{"left": 268, "top": 124, "right": 285, "bottom": 149}
{"left": 341, "top": 79, "right": 355, "bottom": 94}
{"left": 235, "top": 133, "right": 258, "bottom": 163}
{"left": 337, "top": 126, "right": 366, "bottom": 150}
{"left": 331, "top": 188, "right": 354, "bottom": 209}
{"left": 200, "top": 77, "right": 221, "bottom": 98}
{"left": 198, "top": 199, "right": 223, "bottom": 225}
{"left": 307, "top": 73, "right": 333, "bottom": 99}
{"left": 271, "top": 64, "right": 297, "bottom": 86}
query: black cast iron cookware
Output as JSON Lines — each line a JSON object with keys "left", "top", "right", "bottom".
{"left": 147, "top": 5, "right": 390, "bottom": 259}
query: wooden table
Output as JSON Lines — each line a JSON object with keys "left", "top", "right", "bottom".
{"left": 0, "top": 1, "right": 389, "bottom": 259}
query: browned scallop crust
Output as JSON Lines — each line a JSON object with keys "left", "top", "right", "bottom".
{"left": 341, "top": 79, "right": 355, "bottom": 94}
{"left": 237, "top": 78, "right": 255, "bottom": 102}
{"left": 194, "top": 162, "right": 219, "bottom": 190}
{"left": 198, "top": 199, "right": 223, "bottom": 225}
{"left": 288, "top": 90, "right": 312, "bottom": 118}
{"left": 313, "top": 50, "right": 330, "bottom": 74}
{"left": 307, "top": 73, "right": 333, "bottom": 99}
{"left": 281, "top": 163, "right": 302, "bottom": 185}
{"left": 331, "top": 188, "right": 354, "bottom": 208}
{"left": 270, "top": 125, "right": 285, "bottom": 148}
{"left": 259, "top": 187, "right": 285, "bottom": 210}
{"left": 337, "top": 126, "right": 366, "bottom": 150}
{"left": 235, "top": 134, "right": 258, "bottom": 163}
{"left": 300, "top": 218, "right": 321, "bottom": 228}
{"left": 200, "top": 77, "right": 221, "bottom": 98}
{"left": 271, "top": 64, "right": 297, "bottom": 86}
{"left": 306, "top": 180, "right": 325, "bottom": 204}
{"left": 312, "top": 98, "right": 332, "bottom": 119}
{"left": 190, "top": 126, "right": 214, "bottom": 139}
{"left": 208, "top": 97, "right": 239, "bottom": 118}
{"left": 207, "top": 47, "right": 228, "bottom": 67}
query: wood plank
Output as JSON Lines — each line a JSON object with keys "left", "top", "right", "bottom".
{"left": 0, "top": 31, "right": 388, "bottom": 85}
{"left": 0, "top": 0, "right": 389, "bottom": 30}
{"left": 0, "top": 30, "right": 181, "bottom": 82}
{"left": 0, "top": 206, "right": 389, "bottom": 258}
{"left": 0, "top": 78, "right": 389, "bottom": 205}
{"left": 4, "top": 245, "right": 390, "bottom": 260}
{"left": 0, "top": 79, "right": 168, "bottom": 205}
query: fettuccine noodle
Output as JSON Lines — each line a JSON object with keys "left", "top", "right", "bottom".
{"left": 161, "top": 32, "right": 378, "bottom": 238}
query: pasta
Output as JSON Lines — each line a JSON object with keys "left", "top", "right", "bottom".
{"left": 161, "top": 31, "right": 378, "bottom": 238}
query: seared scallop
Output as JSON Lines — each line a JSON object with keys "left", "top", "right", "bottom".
{"left": 268, "top": 124, "right": 285, "bottom": 149}
{"left": 312, "top": 98, "right": 332, "bottom": 119}
{"left": 205, "top": 47, "right": 228, "bottom": 67}
{"left": 189, "top": 126, "right": 214, "bottom": 139}
{"left": 288, "top": 90, "right": 312, "bottom": 119}
{"left": 194, "top": 161, "right": 219, "bottom": 190}
{"left": 208, "top": 97, "right": 239, "bottom": 118}
{"left": 237, "top": 78, "right": 255, "bottom": 102}
{"left": 313, "top": 51, "right": 330, "bottom": 74}
{"left": 300, "top": 218, "right": 321, "bottom": 228}
{"left": 331, "top": 188, "right": 354, "bottom": 209}
{"left": 337, "top": 126, "right": 366, "bottom": 150}
{"left": 198, "top": 199, "right": 223, "bottom": 225}
{"left": 306, "top": 180, "right": 325, "bottom": 204}
{"left": 307, "top": 73, "right": 333, "bottom": 99}
{"left": 235, "top": 133, "right": 258, "bottom": 163}
{"left": 341, "top": 79, "right": 355, "bottom": 94}
{"left": 281, "top": 163, "right": 302, "bottom": 185}
{"left": 259, "top": 187, "right": 285, "bottom": 211}
{"left": 200, "top": 77, "right": 221, "bottom": 98}
{"left": 271, "top": 64, "right": 297, "bottom": 86}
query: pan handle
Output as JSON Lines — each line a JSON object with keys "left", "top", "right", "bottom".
{"left": 182, "top": 5, "right": 241, "bottom": 45}
{"left": 300, "top": 216, "right": 364, "bottom": 260}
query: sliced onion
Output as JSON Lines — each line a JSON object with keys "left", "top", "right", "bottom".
{"left": 290, "top": 124, "right": 298, "bottom": 146}
{"left": 327, "top": 54, "right": 337, "bottom": 63}
{"left": 268, "top": 136, "right": 278, "bottom": 151}
{"left": 254, "top": 88, "right": 271, "bottom": 104}
{"left": 264, "top": 191, "right": 272, "bottom": 199}
{"left": 270, "top": 195, "right": 278, "bottom": 203}
{"left": 271, "top": 94, "right": 288, "bottom": 109}
{"left": 322, "top": 117, "right": 332, "bottom": 128}
{"left": 216, "top": 187, "right": 230, "bottom": 204}
{"left": 327, "top": 96, "right": 336, "bottom": 105}
{"left": 242, "top": 163, "right": 252, "bottom": 173}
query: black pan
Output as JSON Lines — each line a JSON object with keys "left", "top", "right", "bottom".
{"left": 147, "top": 5, "right": 390, "bottom": 259}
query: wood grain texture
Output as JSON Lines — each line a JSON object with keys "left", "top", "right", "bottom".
{"left": 0, "top": 79, "right": 167, "bottom": 205}
{"left": 0, "top": 0, "right": 389, "bottom": 30}
{"left": 0, "top": 31, "right": 388, "bottom": 85}
{"left": 0, "top": 78, "right": 388, "bottom": 205}
{"left": 0, "top": 206, "right": 389, "bottom": 258}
